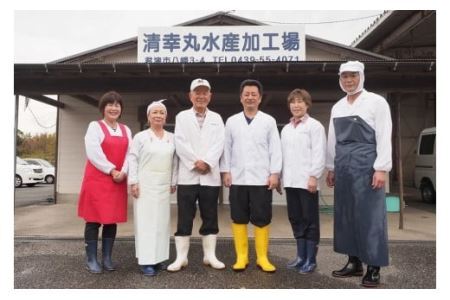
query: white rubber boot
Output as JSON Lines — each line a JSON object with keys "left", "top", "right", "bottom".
{"left": 202, "top": 234, "right": 225, "bottom": 269}
{"left": 167, "top": 236, "right": 190, "bottom": 272}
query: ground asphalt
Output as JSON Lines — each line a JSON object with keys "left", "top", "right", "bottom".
{"left": 14, "top": 237, "right": 435, "bottom": 289}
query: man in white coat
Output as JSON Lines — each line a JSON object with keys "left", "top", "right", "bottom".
{"left": 168, "top": 78, "right": 226, "bottom": 271}
{"left": 326, "top": 61, "right": 392, "bottom": 287}
{"left": 221, "top": 79, "right": 282, "bottom": 273}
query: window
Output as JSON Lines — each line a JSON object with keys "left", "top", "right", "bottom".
{"left": 17, "top": 157, "right": 28, "bottom": 165}
{"left": 419, "top": 134, "right": 435, "bottom": 155}
{"left": 39, "top": 160, "right": 53, "bottom": 167}
{"left": 25, "top": 160, "right": 39, "bottom": 166}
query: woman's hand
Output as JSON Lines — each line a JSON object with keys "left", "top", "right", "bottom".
{"left": 110, "top": 169, "right": 120, "bottom": 178}
{"left": 131, "top": 184, "right": 140, "bottom": 198}
{"left": 112, "top": 171, "right": 126, "bottom": 183}
{"left": 326, "top": 171, "right": 335, "bottom": 188}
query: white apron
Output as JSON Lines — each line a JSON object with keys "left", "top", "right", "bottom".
{"left": 134, "top": 130, "right": 174, "bottom": 265}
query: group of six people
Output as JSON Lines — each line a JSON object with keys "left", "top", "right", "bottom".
{"left": 77, "top": 60, "right": 392, "bottom": 288}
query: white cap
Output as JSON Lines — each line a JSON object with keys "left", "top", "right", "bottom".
{"left": 146, "top": 99, "right": 167, "bottom": 115}
{"left": 339, "top": 61, "right": 365, "bottom": 75}
{"left": 190, "top": 78, "right": 211, "bottom": 91}
{"left": 338, "top": 61, "right": 365, "bottom": 96}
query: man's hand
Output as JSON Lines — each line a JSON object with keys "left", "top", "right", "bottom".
{"left": 372, "top": 171, "right": 386, "bottom": 189}
{"left": 194, "top": 160, "right": 210, "bottom": 175}
{"left": 267, "top": 174, "right": 279, "bottom": 190}
{"left": 170, "top": 186, "right": 177, "bottom": 194}
{"left": 275, "top": 184, "right": 283, "bottom": 195}
{"left": 307, "top": 176, "right": 318, "bottom": 193}
{"left": 326, "top": 171, "right": 335, "bottom": 188}
{"left": 222, "top": 172, "right": 232, "bottom": 187}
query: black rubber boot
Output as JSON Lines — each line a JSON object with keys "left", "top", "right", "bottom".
{"left": 331, "top": 256, "right": 363, "bottom": 277}
{"left": 362, "top": 265, "right": 381, "bottom": 288}
{"left": 140, "top": 265, "right": 157, "bottom": 276}
{"left": 299, "top": 240, "right": 318, "bottom": 274}
{"left": 287, "top": 238, "right": 306, "bottom": 269}
{"left": 85, "top": 240, "right": 102, "bottom": 273}
{"left": 102, "top": 238, "right": 116, "bottom": 271}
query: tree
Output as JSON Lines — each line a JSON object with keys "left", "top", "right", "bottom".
{"left": 16, "top": 132, "right": 56, "bottom": 164}
{"left": 16, "top": 129, "right": 25, "bottom": 149}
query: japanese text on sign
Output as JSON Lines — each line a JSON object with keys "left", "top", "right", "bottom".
{"left": 138, "top": 26, "right": 305, "bottom": 63}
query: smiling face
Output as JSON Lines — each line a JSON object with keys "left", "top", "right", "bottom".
{"left": 240, "top": 85, "right": 262, "bottom": 112}
{"left": 147, "top": 106, "right": 167, "bottom": 128}
{"left": 339, "top": 71, "right": 361, "bottom": 94}
{"left": 289, "top": 97, "right": 308, "bottom": 119}
{"left": 103, "top": 101, "right": 122, "bottom": 122}
{"left": 189, "top": 86, "right": 211, "bottom": 113}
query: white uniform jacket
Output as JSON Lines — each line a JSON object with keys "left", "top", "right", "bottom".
{"left": 84, "top": 120, "right": 132, "bottom": 175}
{"left": 281, "top": 116, "right": 326, "bottom": 189}
{"left": 220, "top": 111, "right": 282, "bottom": 186}
{"left": 174, "top": 108, "right": 225, "bottom": 186}
{"left": 326, "top": 89, "right": 392, "bottom": 172}
{"left": 127, "top": 130, "right": 178, "bottom": 186}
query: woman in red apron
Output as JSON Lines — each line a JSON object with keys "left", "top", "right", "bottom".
{"left": 78, "top": 91, "right": 132, "bottom": 273}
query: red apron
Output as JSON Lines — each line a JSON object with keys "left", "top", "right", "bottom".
{"left": 78, "top": 121, "right": 129, "bottom": 224}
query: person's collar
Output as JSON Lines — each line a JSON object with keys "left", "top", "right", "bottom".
{"left": 290, "top": 114, "right": 309, "bottom": 127}
{"left": 346, "top": 89, "right": 365, "bottom": 104}
{"left": 243, "top": 109, "right": 258, "bottom": 119}
{"left": 192, "top": 107, "right": 208, "bottom": 117}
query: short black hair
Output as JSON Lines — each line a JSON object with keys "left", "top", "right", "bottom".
{"left": 239, "top": 79, "right": 263, "bottom": 96}
{"left": 98, "top": 91, "right": 123, "bottom": 117}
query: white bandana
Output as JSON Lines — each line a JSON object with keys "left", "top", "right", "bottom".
{"left": 146, "top": 99, "right": 167, "bottom": 115}
{"left": 338, "top": 61, "right": 365, "bottom": 96}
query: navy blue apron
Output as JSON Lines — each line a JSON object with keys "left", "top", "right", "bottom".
{"left": 333, "top": 115, "right": 389, "bottom": 266}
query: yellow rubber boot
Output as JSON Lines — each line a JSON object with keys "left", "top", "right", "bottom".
{"left": 255, "top": 225, "right": 276, "bottom": 272}
{"left": 231, "top": 223, "right": 249, "bottom": 271}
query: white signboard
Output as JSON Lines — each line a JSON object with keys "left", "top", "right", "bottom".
{"left": 138, "top": 26, "right": 305, "bottom": 63}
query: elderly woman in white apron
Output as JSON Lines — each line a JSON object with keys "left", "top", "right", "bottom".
{"left": 326, "top": 61, "right": 392, "bottom": 288}
{"left": 128, "top": 100, "right": 178, "bottom": 276}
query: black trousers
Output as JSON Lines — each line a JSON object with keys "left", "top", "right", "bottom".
{"left": 285, "top": 187, "right": 320, "bottom": 242}
{"left": 84, "top": 222, "right": 117, "bottom": 241}
{"left": 174, "top": 185, "right": 220, "bottom": 236}
{"left": 229, "top": 185, "right": 272, "bottom": 227}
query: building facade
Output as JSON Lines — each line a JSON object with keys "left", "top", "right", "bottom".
{"left": 14, "top": 11, "right": 436, "bottom": 205}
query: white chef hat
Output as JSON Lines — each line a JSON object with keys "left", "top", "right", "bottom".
{"left": 338, "top": 61, "right": 365, "bottom": 96}
{"left": 146, "top": 99, "right": 167, "bottom": 115}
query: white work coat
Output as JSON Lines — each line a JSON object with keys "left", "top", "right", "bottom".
{"left": 128, "top": 129, "right": 178, "bottom": 265}
{"left": 174, "top": 108, "right": 225, "bottom": 186}
{"left": 221, "top": 111, "right": 282, "bottom": 186}
{"left": 281, "top": 116, "right": 326, "bottom": 189}
{"left": 84, "top": 120, "right": 132, "bottom": 174}
{"left": 326, "top": 90, "right": 392, "bottom": 172}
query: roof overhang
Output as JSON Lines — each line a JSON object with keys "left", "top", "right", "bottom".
{"left": 352, "top": 11, "right": 436, "bottom": 53}
{"left": 15, "top": 60, "right": 436, "bottom": 95}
